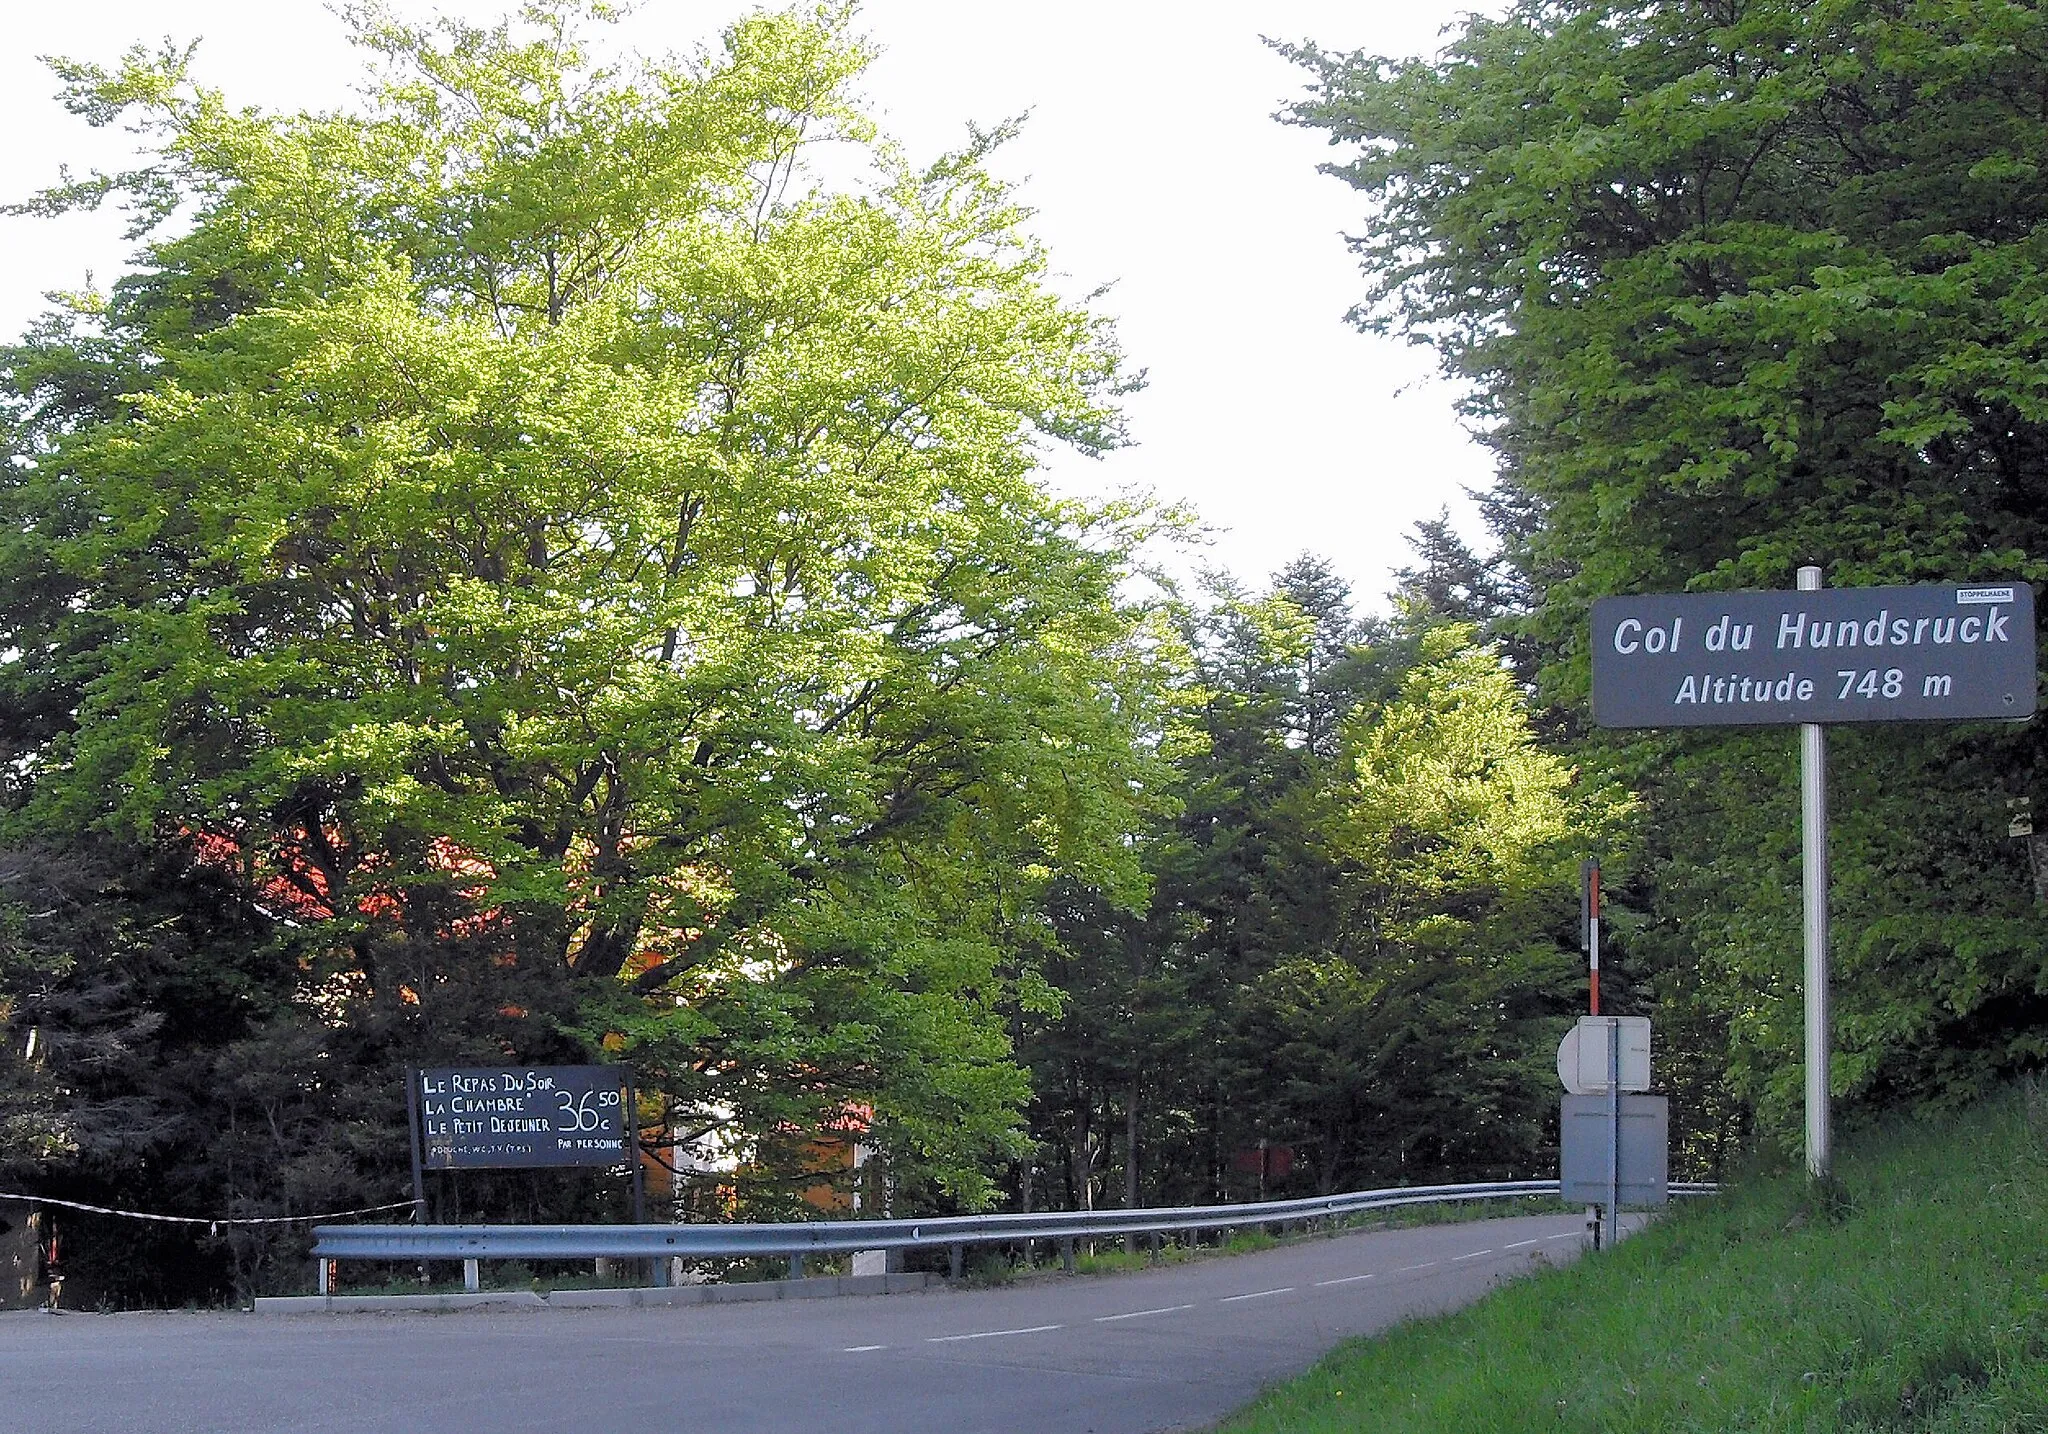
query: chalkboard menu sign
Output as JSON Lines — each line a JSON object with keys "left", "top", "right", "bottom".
{"left": 415, "top": 1066, "right": 627, "bottom": 1169}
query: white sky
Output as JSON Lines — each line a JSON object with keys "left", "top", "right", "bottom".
{"left": 0, "top": 1, "right": 1499, "bottom": 607}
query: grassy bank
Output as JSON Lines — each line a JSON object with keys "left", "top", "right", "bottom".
{"left": 1218, "top": 1086, "right": 2048, "bottom": 1433}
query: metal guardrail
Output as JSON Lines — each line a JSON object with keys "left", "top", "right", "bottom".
{"left": 314, "top": 1178, "right": 1719, "bottom": 1268}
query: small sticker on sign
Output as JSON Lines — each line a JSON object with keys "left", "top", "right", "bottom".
{"left": 1957, "top": 587, "right": 2016, "bottom": 605}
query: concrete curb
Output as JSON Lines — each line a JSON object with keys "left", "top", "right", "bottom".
{"left": 255, "top": 1290, "right": 547, "bottom": 1313}
{"left": 252, "top": 1271, "right": 936, "bottom": 1314}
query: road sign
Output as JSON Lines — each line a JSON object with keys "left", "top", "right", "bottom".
{"left": 1560, "top": 1094, "right": 1668, "bottom": 1206}
{"left": 1557, "top": 1016, "right": 1650, "bottom": 1094}
{"left": 1591, "top": 583, "right": 2035, "bottom": 728}
{"left": 415, "top": 1066, "right": 627, "bottom": 1169}
{"left": 1590, "top": 573, "right": 2040, "bottom": 1184}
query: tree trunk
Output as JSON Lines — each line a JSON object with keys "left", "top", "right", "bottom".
{"left": 1122, "top": 1080, "right": 1141, "bottom": 1254}
{"left": 1070, "top": 1115, "right": 1096, "bottom": 1212}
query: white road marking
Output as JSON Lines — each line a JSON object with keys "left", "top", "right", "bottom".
{"left": 1546, "top": 1233, "right": 1580, "bottom": 1241}
{"left": 868, "top": 1225, "right": 1575, "bottom": 1353}
{"left": 1094, "top": 1304, "right": 1195, "bottom": 1323}
{"left": 927, "top": 1324, "right": 1063, "bottom": 1344}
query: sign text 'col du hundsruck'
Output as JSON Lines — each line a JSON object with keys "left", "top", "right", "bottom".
{"left": 1591, "top": 584, "right": 2037, "bottom": 728}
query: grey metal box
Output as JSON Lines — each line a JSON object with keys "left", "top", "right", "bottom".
{"left": 1560, "top": 1094, "right": 1669, "bottom": 1206}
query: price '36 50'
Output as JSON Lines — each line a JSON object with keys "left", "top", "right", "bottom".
{"left": 555, "top": 1086, "right": 622, "bottom": 1131}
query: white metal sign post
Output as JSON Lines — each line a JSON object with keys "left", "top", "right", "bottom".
{"left": 1605, "top": 1019, "right": 1620, "bottom": 1244}
{"left": 1591, "top": 574, "right": 2036, "bottom": 1182}
{"left": 1796, "top": 566, "right": 1831, "bottom": 1179}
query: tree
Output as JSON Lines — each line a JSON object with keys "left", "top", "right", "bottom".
{"left": 1146, "top": 574, "right": 1356, "bottom": 1198}
{"left": 1237, "top": 626, "right": 1627, "bottom": 1188}
{"left": 1273, "top": 554, "right": 1386, "bottom": 758}
{"left": 1044, "top": 560, "right": 1600, "bottom": 1206}
{"left": 1285, "top": 0, "right": 2048, "bottom": 1136}
{"left": 1390, "top": 509, "right": 1505, "bottom": 632}
{"left": 0, "top": 0, "right": 1165, "bottom": 1238}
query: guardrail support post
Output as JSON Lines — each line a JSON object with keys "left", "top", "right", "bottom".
{"left": 1148, "top": 1231, "right": 1161, "bottom": 1263}
{"left": 317, "top": 1258, "right": 331, "bottom": 1296}
{"left": 948, "top": 1244, "right": 963, "bottom": 1281}
{"left": 463, "top": 1258, "right": 480, "bottom": 1293}
{"left": 788, "top": 1253, "right": 804, "bottom": 1281}
{"left": 1060, "top": 1237, "right": 1076, "bottom": 1275}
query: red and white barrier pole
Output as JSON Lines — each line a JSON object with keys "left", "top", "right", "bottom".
{"left": 1581, "top": 859, "right": 1601, "bottom": 1016}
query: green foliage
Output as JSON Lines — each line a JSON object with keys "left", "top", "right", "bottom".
{"left": 1022, "top": 561, "right": 1628, "bottom": 1215}
{"left": 1217, "top": 1084, "right": 2048, "bottom": 1433}
{"left": 0, "top": 838, "right": 439, "bottom": 1304}
{"left": 0, "top": 0, "right": 1166, "bottom": 1252}
{"left": 1336, "top": 626, "right": 1616, "bottom": 939}
{"left": 30, "top": 0, "right": 2047, "bottom": 1313}
{"left": 1286, "top": 0, "right": 2048, "bottom": 1142}
{"left": 1238, "top": 624, "right": 1627, "bottom": 1187}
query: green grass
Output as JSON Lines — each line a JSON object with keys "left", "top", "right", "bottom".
{"left": 1217, "top": 1084, "right": 2048, "bottom": 1433}
{"left": 1073, "top": 1230, "right": 1277, "bottom": 1276}
{"left": 330, "top": 1259, "right": 655, "bottom": 1297}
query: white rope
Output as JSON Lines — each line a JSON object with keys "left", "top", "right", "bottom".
{"left": 0, "top": 1192, "right": 416, "bottom": 1230}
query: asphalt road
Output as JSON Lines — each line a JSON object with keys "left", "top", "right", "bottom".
{"left": 2, "top": 1212, "right": 1608, "bottom": 1434}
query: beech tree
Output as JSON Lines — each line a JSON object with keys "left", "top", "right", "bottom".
{"left": 0, "top": 1, "right": 1164, "bottom": 1223}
